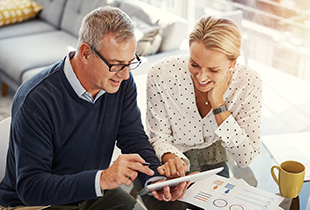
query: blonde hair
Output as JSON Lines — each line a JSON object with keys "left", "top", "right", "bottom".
{"left": 189, "top": 16, "right": 242, "bottom": 61}
{"left": 77, "top": 6, "right": 134, "bottom": 53}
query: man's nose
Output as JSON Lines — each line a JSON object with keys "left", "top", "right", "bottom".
{"left": 116, "top": 67, "right": 130, "bottom": 80}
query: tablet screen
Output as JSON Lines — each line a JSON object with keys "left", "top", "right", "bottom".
{"left": 137, "top": 167, "right": 223, "bottom": 195}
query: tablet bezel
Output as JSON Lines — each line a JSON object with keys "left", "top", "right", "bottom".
{"left": 137, "top": 167, "right": 223, "bottom": 195}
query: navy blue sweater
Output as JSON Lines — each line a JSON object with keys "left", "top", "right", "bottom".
{"left": 0, "top": 58, "right": 161, "bottom": 207}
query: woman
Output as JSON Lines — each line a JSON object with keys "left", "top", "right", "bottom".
{"left": 136, "top": 15, "right": 262, "bottom": 210}
{"left": 146, "top": 15, "right": 262, "bottom": 179}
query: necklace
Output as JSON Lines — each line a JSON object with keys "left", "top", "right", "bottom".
{"left": 191, "top": 74, "right": 209, "bottom": 105}
{"left": 196, "top": 89, "right": 208, "bottom": 105}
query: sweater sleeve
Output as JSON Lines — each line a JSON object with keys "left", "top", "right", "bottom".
{"left": 12, "top": 106, "right": 98, "bottom": 206}
{"left": 116, "top": 74, "right": 162, "bottom": 185}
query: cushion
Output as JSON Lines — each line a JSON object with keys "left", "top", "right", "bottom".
{"left": 119, "top": 0, "right": 188, "bottom": 53}
{"left": 0, "top": 19, "right": 55, "bottom": 40}
{"left": 132, "top": 16, "right": 162, "bottom": 56}
{"left": 0, "top": 31, "right": 77, "bottom": 84}
{"left": 33, "top": 0, "right": 67, "bottom": 28}
{"left": 60, "top": 0, "right": 120, "bottom": 37}
{"left": 0, "top": 0, "right": 43, "bottom": 27}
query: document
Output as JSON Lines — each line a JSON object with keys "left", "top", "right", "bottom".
{"left": 262, "top": 132, "right": 310, "bottom": 181}
{"left": 179, "top": 174, "right": 284, "bottom": 210}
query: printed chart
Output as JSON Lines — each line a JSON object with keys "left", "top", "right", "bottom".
{"left": 180, "top": 174, "right": 284, "bottom": 210}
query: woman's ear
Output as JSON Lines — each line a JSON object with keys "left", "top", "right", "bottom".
{"left": 230, "top": 59, "right": 237, "bottom": 69}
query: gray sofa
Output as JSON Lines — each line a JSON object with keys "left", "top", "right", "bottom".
{"left": 0, "top": 0, "right": 188, "bottom": 95}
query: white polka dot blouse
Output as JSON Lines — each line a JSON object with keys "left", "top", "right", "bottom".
{"left": 146, "top": 55, "right": 262, "bottom": 169}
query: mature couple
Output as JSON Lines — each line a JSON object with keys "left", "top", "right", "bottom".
{"left": 0, "top": 5, "right": 261, "bottom": 210}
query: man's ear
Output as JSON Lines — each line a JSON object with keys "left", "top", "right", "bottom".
{"left": 79, "top": 43, "right": 92, "bottom": 62}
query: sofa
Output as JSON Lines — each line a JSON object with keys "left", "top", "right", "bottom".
{"left": 0, "top": 0, "right": 189, "bottom": 95}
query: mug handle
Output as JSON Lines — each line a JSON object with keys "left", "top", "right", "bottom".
{"left": 271, "top": 165, "right": 280, "bottom": 185}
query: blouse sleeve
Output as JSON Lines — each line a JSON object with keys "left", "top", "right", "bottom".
{"left": 146, "top": 65, "right": 190, "bottom": 167}
{"left": 216, "top": 66, "right": 262, "bottom": 168}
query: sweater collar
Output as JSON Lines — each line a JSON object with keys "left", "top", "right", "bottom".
{"left": 64, "top": 51, "right": 106, "bottom": 103}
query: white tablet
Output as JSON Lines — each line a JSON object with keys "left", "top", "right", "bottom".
{"left": 137, "top": 167, "right": 223, "bottom": 195}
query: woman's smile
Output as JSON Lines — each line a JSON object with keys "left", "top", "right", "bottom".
{"left": 197, "top": 79, "right": 212, "bottom": 86}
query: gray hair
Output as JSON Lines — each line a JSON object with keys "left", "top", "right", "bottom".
{"left": 189, "top": 16, "right": 242, "bottom": 61}
{"left": 77, "top": 6, "right": 135, "bottom": 53}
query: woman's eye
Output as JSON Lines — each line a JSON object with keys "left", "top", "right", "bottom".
{"left": 191, "top": 63, "right": 199, "bottom": 68}
{"left": 209, "top": 68, "right": 221, "bottom": 73}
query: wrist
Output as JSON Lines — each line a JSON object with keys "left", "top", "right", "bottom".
{"left": 99, "top": 170, "right": 107, "bottom": 191}
{"left": 162, "top": 153, "right": 188, "bottom": 167}
{"left": 210, "top": 98, "right": 225, "bottom": 109}
{"left": 212, "top": 104, "right": 228, "bottom": 115}
{"left": 211, "top": 103, "right": 225, "bottom": 110}
{"left": 162, "top": 152, "right": 177, "bottom": 163}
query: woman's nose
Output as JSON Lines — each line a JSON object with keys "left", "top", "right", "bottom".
{"left": 196, "top": 69, "right": 209, "bottom": 81}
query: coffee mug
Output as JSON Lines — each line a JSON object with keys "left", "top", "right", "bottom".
{"left": 271, "top": 160, "right": 305, "bottom": 198}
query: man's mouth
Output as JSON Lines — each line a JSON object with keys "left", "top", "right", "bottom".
{"left": 110, "top": 79, "right": 121, "bottom": 84}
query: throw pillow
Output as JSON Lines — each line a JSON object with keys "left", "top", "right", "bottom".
{"left": 132, "top": 16, "right": 162, "bottom": 56}
{"left": 0, "top": 0, "right": 43, "bottom": 27}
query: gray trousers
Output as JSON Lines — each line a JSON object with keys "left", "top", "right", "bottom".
{"left": 0, "top": 187, "right": 136, "bottom": 210}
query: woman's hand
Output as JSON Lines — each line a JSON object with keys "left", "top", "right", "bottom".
{"left": 157, "top": 153, "right": 188, "bottom": 178}
{"left": 208, "top": 69, "right": 233, "bottom": 107}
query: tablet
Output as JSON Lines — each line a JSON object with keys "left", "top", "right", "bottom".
{"left": 137, "top": 167, "right": 223, "bottom": 195}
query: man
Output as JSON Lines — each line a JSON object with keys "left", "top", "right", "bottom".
{"left": 0, "top": 6, "right": 189, "bottom": 209}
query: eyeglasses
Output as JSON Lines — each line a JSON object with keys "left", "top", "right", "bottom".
{"left": 89, "top": 44, "right": 142, "bottom": 72}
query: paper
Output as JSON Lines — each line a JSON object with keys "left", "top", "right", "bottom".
{"left": 262, "top": 132, "right": 310, "bottom": 181}
{"left": 179, "top": 174, "right": 284, "bottom": 210}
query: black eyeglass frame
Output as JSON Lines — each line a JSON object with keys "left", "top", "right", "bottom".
{"left": 88, "top": 44, "right": 142, "bottom": 72}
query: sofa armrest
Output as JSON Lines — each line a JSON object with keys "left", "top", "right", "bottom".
{"left": 119, "top": 0, "right": 188, "bottom": 53}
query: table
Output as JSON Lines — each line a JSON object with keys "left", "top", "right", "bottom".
{"left": 229, "top": 142, "right": 310, "bottom": 210}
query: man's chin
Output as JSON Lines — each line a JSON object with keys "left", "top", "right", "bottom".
{"left": 105, "top": 87, "right": 120, "bottom": 94}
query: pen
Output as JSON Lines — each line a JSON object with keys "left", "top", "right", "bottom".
{"left": 142, "top": 162, "right": 151, "bottom": 166}
{"left": 127, "top": 162, "right": 151, "bottom": 180}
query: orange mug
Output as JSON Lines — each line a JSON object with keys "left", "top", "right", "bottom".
{"left": 271, "top": 160, "right": 305, "bottom": 198}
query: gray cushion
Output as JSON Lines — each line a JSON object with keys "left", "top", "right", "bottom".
{"left": 60, "top": 0, "right": 120, "bottom": 37}
{"left": 0, "top": 31, "right": 77, "bottom": 84}
{"left": 119, "top": 0, "right": 188, "bottom": 52}
{"left": 0, "top": 19, "right": 55, "bottom": 40}
{"left": 0, "top": 0, "right": 67, "bottom": 40}
{"left": 34, "top": 0, "right": 67, "bottom": 28}
{"left": 132, "top": 16, "right": 162, "bottom": 56}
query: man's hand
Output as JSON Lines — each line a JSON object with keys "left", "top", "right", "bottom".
{"left": 151, "top": 181, "right": 190, "bottom": 202}
{"left": 151, "top": 171, "right": 200, "bottom": 202}
{"left": 100, "top": 154, "right": 154, "bottom": 190}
